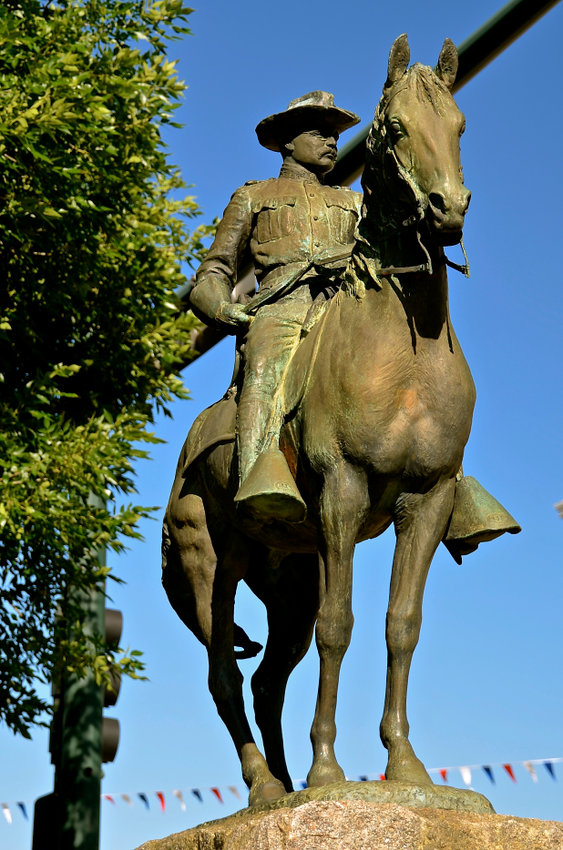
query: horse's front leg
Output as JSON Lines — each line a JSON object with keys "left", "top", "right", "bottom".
{"left": 307, "top": 463, "right": 369, "bottom": 788}
{"left": 381, "top": 476, "right": 456, "bottom": 785}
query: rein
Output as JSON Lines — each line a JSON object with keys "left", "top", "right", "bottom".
{"left": 362, "top": 229, "right": 470, "bottom": 280}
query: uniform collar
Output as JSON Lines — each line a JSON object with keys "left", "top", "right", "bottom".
{"left": 278, "top": 161, "right": 323, "bottom": 184}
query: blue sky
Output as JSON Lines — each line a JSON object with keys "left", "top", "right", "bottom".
{"left": 2, "top": 1, "right": 563, "bottom": 848}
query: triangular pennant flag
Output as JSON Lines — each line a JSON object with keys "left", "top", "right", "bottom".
{"left": 379, "top": 774, "right": 386, "bottom": 781}
{"left": 503, "top": 764, "right": 516, "bottom": 782}
{"left": 121, "top": 794, "right": 134, "bottom": 806}
{"left": 1, "top": 804, "right": 12, "bottom": 824}
{"left": 103, "top": 795, "right": 116, "bottom": 804}
{"left": 482, "top": 766, "right": 495, "bottom": 784}
{"left": 17, "top": 803, "right": 28, "bottom": 820}
{"left": 439, "top": 769, "right": 448, "bottom": 783}
{"left": 228, "top": 786, "right": 241, "bottom": 799}
{"left": 156, "top": 792, "right": 165, "bottom": 811}
{"left": 211, "top": 787, "right": 223, "bottom": 803}
{"left": 191, "top": 789, "right": 203, "bottom": 803}
{"left": 173, "top": 789, "right": 186, "bottom": 811}
{"left": 358, "top": 775, "right": 368, "bottom": 782}
{"left": 300, "top": 781, "right": 307, "bottom": 789}
{"left": 459, "top": 766, "right": 472, "bottom": 786}
{"left": 523, "top": 762, "right": 538, "bottom": 783}
{"left": 138, "top": 793, "right": 150, "bottom": 809}
{"left": 543, "top": 761, "right": 556, "bottom": 780}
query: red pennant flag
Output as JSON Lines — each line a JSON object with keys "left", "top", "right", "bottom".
{"left": 156, "top": 792, "right": 165, "bottom": 812}
{"left": 379, "top": 774, "right": 386, "bottom": 781}
{"left": 211, "top": 787, "right": 223, "bottom": 803}
{"left": 103, "top": 795, "right": 116, "bottom": 804}
{"left": 503, "top": 764, "right": 516, "bottom": 782}
{"left": 439, "top": 769, "right": 448, "bottom": 783}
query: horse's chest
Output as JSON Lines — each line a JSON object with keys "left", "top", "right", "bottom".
{"left": 331, "top": 345, "right": 475, "bottom": 477}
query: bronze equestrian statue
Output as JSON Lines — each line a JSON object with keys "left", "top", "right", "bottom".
{"left": 162, "top": 35, "right": 520, "bottom": 805}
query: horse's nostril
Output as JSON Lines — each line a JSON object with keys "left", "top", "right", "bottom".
{"left": 429, "top": 192, "right": 447, "bottom": 213}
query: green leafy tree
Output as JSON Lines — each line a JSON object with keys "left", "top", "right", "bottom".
{"left": 0, "top": 0, "right": 207, "bottom": 736}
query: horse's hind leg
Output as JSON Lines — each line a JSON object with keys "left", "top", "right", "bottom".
{"left": 163, "top": 469, "right": 284, "bottom": 805}
{"left": 381, "top": 477, "right": 456, "bottom": 785}
{"left": 208, "top": 530, "right": 287, "bottom": 805}
{"left": 247, "top": 552, "right": 319, "bottom": 792}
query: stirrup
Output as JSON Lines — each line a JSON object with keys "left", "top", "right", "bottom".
{"left": 443, "top": 475, "right": 521, "bottom": 564}
{"left": 235, "top": 449, "right": 307, "bottom": 523}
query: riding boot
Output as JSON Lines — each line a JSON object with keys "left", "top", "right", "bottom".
{"left": 234, "top": 386, "right": 306, "bottom": 524}
{"left": 443, "top": 475, "right": 521, "bottom": 564}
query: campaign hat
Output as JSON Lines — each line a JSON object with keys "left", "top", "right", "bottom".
{"left": 256, "top": 91, "right": 360, "bottom": 152}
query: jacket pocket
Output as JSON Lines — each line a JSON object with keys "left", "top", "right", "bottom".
{"left": 255, "top": 198, "right": 297, "bottom": 243}
{"left": 326, "top": 199, "right": 359, "bottom": 245}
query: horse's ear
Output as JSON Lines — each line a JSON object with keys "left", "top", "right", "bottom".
{"left": 436, "top": 38, "right": 458, "bottom": 90}
{"left": 384, "top": 34, "right": 410, "bottom": 93}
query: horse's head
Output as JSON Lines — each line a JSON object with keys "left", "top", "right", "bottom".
{"left": 362, "top": 34, "right": 470, "bottom": 249}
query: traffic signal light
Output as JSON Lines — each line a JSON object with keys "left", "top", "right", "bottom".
{"left": 101, "top": 608, "right": 122, "bottom": 763}
{"left": 33, "top": 589, "right": 125, "bottom": 850}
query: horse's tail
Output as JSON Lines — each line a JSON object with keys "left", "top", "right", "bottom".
{"left": 234, "top": 624, "right": 263, "bottom": 659}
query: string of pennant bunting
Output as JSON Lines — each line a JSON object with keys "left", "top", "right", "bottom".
{"left": 2, "top": 757, "right": 561, "bottom": 824}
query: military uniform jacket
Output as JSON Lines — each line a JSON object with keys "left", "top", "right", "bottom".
{"left": 195, "top": 162, "right": 362, "bottom": 301}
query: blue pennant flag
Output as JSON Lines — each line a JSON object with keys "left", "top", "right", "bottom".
{"left": 192, "top": 789, "right": 203, "bottom": 802}
{"left": 300, "top": 781, "right": 307, "bottom": 789}
{"left": 482, "top": 766, "right": 495, "bottom": 783}
{"left": 358, "top": 776, "right": 369, "bottom": 782}
{"left": 138, "top": 793, "right": 150, "bottom": 810}
{"left": 544, "top": 761, "right": 556, "bottom": 780}
{"left": 17, "top": 803, "right": 28, "bottom": 820}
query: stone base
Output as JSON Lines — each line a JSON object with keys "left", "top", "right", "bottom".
{"left": 136, "top": 780, "right": 563, "bottom": 850}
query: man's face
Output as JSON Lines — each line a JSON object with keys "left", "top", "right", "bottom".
{"left": 286, "top": 126, "right": 339, "bottom": 175}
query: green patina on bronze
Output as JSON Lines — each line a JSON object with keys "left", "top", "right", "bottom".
{"left": 162, "top": 36, "right": 520, "bottom": 808}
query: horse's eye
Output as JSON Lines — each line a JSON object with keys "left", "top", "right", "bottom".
{"left": 388, "top": 119, "right": 404, "bottom": 140}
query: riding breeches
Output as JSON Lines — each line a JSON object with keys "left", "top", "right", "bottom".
{"left": 236, "top": 291, "right": 313, "bottom": 482}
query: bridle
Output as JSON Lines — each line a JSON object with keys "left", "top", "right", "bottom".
{"left": 366, "top": 78, "right": 471, "bottom": 280}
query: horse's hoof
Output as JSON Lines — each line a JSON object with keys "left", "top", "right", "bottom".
{"left": 248, "top": 778, "right": 287, "bottom": 806}
{"left": 385, "top": 743, "right": 433, "bottom": 786}
{"left": 306, "top": 761, "right": 346, "bottom": 788}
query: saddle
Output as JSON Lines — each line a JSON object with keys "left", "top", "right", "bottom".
{"left": 180, "top": 391, "right": 237, "bottom": 476}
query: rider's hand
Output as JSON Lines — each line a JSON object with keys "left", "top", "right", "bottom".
{"left": 216, "top": 302, "right": 252, "bottom": 333}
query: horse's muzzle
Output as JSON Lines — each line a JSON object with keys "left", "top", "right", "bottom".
{"left": 427, "top": 188, "right": 470, "bottom": 245}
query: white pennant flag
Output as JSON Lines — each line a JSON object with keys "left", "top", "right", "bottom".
{"left": 523, "top": 762, "right": 538, "bottom": 783}
{"left": 173, "top": 789, "right": 186, "bottom": 811}
{"left": 1, "top": 803, "right": 12, "bottom": 824}
{"left": 459, "top": 766, "right": 472, "bottom": 786}
{"left": 121, "top": 794, "right": 134, "bottom": 806}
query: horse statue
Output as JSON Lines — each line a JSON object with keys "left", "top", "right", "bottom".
{"left": 162, "top": 35, "right": 518, "bottom": 805}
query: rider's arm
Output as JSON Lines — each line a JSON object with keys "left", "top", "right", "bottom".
{"left": 190, "top": 186, "right": 253, "bottom": 333}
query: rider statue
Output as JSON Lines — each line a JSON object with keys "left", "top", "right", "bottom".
{"left": 189, "top": 90, "right": 519, "bottom": 557}
{"left": 190, "top": 91, "right": 361, "bottom": 523}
